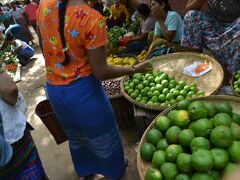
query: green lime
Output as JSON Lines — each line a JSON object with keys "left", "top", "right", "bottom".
{"left": 211, "top": 148, "right": 229, "bottom": 169}
{"left": 228, "top": 141, "right": 240, "bottom": 163}
{"left": 166, "top": 93, "right": 173, "bottom": 100}
{"left": 232, "top": 113, "right": 240, "bottom": 125}
{"left": 176, "top": 153, "right": 192, "bottom": 173}
{"left": 175, "top": 174, "right": 190, "bottom": 180}
{"left": 165, "top": 144, "right": 183, "bottom": 162}
{"left": 162, "top": 88, "right": 169, "bottom": 95}
{"left": 147, "top": 92, "right": 153, "bottom": 99}
{"left": 146, "top": 129, "right": 163, "bottom": 146}
{"left": 161, "top": 162, "right": 178, "bottom": 180}
{"left": 177, "top": 100, "right": 191, "bottom": 110}
{"left": 140, "top": 143, "right": 155, "bottom": 161}
{"left": 213, "top": 113, "right": 232, "bottom": 127}
{"left": 155, "top": 84, "right": 163, "bottom": 92}
{"left": 177, "top": 95, "right": 185, "bottom": 102}
{"left": 165, "top": 126, "right": 181, "bottom": 144}
{"left": 156, "top": 116, "right": 171, "bottom": 133}
{"left": 180, "top": 90, "right": 187, "bottom": 97}
{"left": 157, "top": 138, "right": 169, "bottom": 150}
{"left": 158, "top": 94, "right": 166, "bottom": 102}
{"left": 189, "top": 118, "right": 213, "bottom": 137}
{"left": 183, "top": 85, "right": 191, "bottom": 92}
{"left": 170, "top": 99, "right": 177, "bottom": 105}
{"left": 161, "top": 80, "right": 169, "bottom": 88}
{"left": 178, "top": 80, "right": 186, "bottom": 87}
{"left": 230, "top": 122, "right": 240, "bottom": 140}
{"left": 149, "top": 82, "right": 156, "bottom": 87}
{"left": 179, "top": 129, "right": 195, "bottom": 148}
{"left": 191, "top": 173, "right": 214, "bottom": 180}
{"left": 152, "top": 150, "right": 166, "bottom": 168}
{"left": 174, "top": 110, "right": 190, "bottom": 128}
{"left": 173, "top": 90, "right": 180, "bottom": 98}
{"left": 145, "top": 167, "right": 163, "bottom": 180}
{"left": 188, "top": 101, "right": 208, "bottom": 121}
{"left": 167, "top": 110, "right": 178, "bottom": 124}
{"left": 190, "top": 137, "right": 211, "bottom": 152}
{"left": 203, "top": 101, "right": 217, "bottom": 118}
{"left": 210, "top": 126, "right": 233, "bottom": 148}
{"left": 176, "top": 85, "right": 183, "bottom": 91}
{"left": 191, "top": 149, "right": 214, "bottom": 171}
{"left": 216, "top": 102, "right": 233, "bottom": 116}
{"left": 187, "top": 91, "right": 195, "bottom": 97}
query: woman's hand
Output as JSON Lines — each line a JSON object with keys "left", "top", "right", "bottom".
{"left": 135, "top": 60, "right": 153, "bottom": 73}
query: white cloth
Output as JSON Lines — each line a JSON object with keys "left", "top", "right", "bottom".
{"left": 11, "top": 39, "right": 29, "bottom": 51}
{"left": 0, "top": 93, "right": 27, "bottom": 144}
{"left": 9, "top": 8, "right": 23, "bottom": 20}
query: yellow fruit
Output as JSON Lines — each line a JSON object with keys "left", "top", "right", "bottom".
{"left": 141, "top": 50, "right": 147, "bottom": 55}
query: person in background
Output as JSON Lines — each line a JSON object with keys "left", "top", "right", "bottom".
{"left": 5, "top": 34, "right": 34, "bottom": 66}
{"left": 9, "top": 0, "right": 34, "bottom": 45}
{"left": 0, "top": 7, "right": 15, "bottom": 30}
{"left": 93, "top": 0, "right": 104, "bottom": 15}
{"left": 0, "top": 3, "right": 10, "bottom": 11}
{"left": 23, "top": 0, "right": 38, "bottom": 31}
{"left": 37, "top": 0, "right": 151, "bottom": 179}
{"left": 126, "top": 3, "right": 156, "bottom": 55}
{"left": 1, "top": 24, "right": 29, "bottom": 50}
{"left": 106, "top": 0, "right": 129, "bottom": 28}
{"left": 151, "top": 0, "right": 183, "bottom": 43}
{"left": 0, "top": 65, "right": 46, "bottom": 179}
{"left": 181, "top": 0, "right": 240, "bottom": 79}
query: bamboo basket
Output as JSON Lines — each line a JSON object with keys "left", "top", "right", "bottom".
{"left": 121, "top": 52, "right": 224, "bottom": 111}
{"left": 137, "top": 95, "right": 240, "bottom": 180}
{"left": 231, "top": 71, "right": 240, "bottom": 97}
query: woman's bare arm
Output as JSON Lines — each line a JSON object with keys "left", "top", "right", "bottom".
{"left": 186, "top": 0, "right": 206, "bottom": 11}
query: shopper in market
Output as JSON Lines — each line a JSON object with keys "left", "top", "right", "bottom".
{"left": 181, "top": 0, "right": 240, "bottom": 75}
{"left": 5, "top": 34, "right": 35, "bottom": 66}
{"left": 23, "top": 0, "right": 38, "bottom": 31}
{"left": 126, "top": 3, "right": 156, "bottom": 55}
{"left": 0, "top": 6, "right": 15, "bottom": 29}
{"left": 36, "top": 0, "right": 152, "bottom": 179}
{"left": 9, "top": 0, "right": 34, "bottom": 45}
{"left": 106, "top": 0, "right": 129, "bottom": 28}
{"left": 0, "top": 65, "right": 47, "bottom": 179}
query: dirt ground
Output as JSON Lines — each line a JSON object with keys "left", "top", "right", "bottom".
{"left": 17, "top": 43, "right": 142, "bottom": 180}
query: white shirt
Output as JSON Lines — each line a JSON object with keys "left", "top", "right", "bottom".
{"left": 9, "top": 8, "right": 23, "bottom": 20}
{"left": 11, "top": 39, "right": 29, "bottom": 51}
{"left": 0, "top": 93, "right": 27, "bottom": 144}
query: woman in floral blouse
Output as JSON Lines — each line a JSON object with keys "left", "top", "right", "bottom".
{"left": 37, "top": 0, "right": 151, "bottom": 179}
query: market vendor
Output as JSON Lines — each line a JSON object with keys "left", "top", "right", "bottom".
{"left": 5, "top": 34, "right": 34, "bottom": 66}
{"left": 125, "top": 3, "right": 155, "bottom": 55}
{"left": 181, "top": 0, "right": 240, "bottom": 76}
{"left": 106, "top": 0, "right": 129, "bottom": 28}
{"left": 151, "top": 0, "right": 183, "bottom": 43}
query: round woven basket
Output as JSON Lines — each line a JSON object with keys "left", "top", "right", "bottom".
{"left": 137, "top": 95, "right": 240, "bottom": 180}
{"left": 231, "top": 71, "right": 240, "bottom": 97}
{"left": 121, "top": 52, "right": 224, "bottom": 111}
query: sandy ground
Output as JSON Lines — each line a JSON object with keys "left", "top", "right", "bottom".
{"left": 17, "top": 42, "right": 141, "bottom": 180}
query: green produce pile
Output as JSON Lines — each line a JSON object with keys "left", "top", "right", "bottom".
{"left": 232, "top": 70, "right": 240, "bottom": 95}
{"left": 123, "top": 71, "right": 205, "bottom": 108}
{"left": 107, "top": 20, "right": 140, "bottom": 49}
{"left": 0, "top": 45, "right": 16, "bottom": 65}
{"left": 140, "top": 100, "right": 240, "bottom": 180}
{"left": 108, "top": 26, "right": 127, "bottom": 48}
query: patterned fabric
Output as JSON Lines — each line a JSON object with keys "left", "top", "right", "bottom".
{"left": 0, "top": 129, "right": 45, "bottom": 179}
{"left": 36, "top": 1, "right": 108, "bottom": 85}
{"left": 208, "top": 0, "right": 240, "bottom": 22}
{"left": 181, "top": 10, "right": 240, "bottom": 74}
{"left": 46, "top": 75, "right": 125, "bottom": 179}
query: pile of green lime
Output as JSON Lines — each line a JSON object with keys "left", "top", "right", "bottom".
{"left": 140, "top": 100, "right": 240, "bottom": 180}
{"left": 232, "top": 70, "right": 240, "bottom": 95}
{"left": 123, "top": 71, "right": 205, "bottom": 108}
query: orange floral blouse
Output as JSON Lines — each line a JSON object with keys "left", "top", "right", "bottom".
{"left": 36, "top": 1, "right": 108, "bottom": 85}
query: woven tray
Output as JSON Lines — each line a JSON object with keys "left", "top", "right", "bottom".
{"left": 137, "top": 95, "right": 240, "bottom": 180}
{"left": 121, "top": 52, "right": 224, "bottom": 111}
{"left": 231, "top": 71, "right": 240, "bottom": 97}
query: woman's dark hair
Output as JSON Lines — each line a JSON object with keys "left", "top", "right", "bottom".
{"left": 25, "top": 0, "right": 30, "bottom": 5}
{"left": 5, "top": 34, "right": 14, "bottom": 41}
{"left": 58, "top": 0, "right": 70, "bottom": 65}
{"left": 137, "top": 3, "right": 151, "bottom": 17}
{"left": 154, "top": 0, "right": 172, "bottom": 11}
